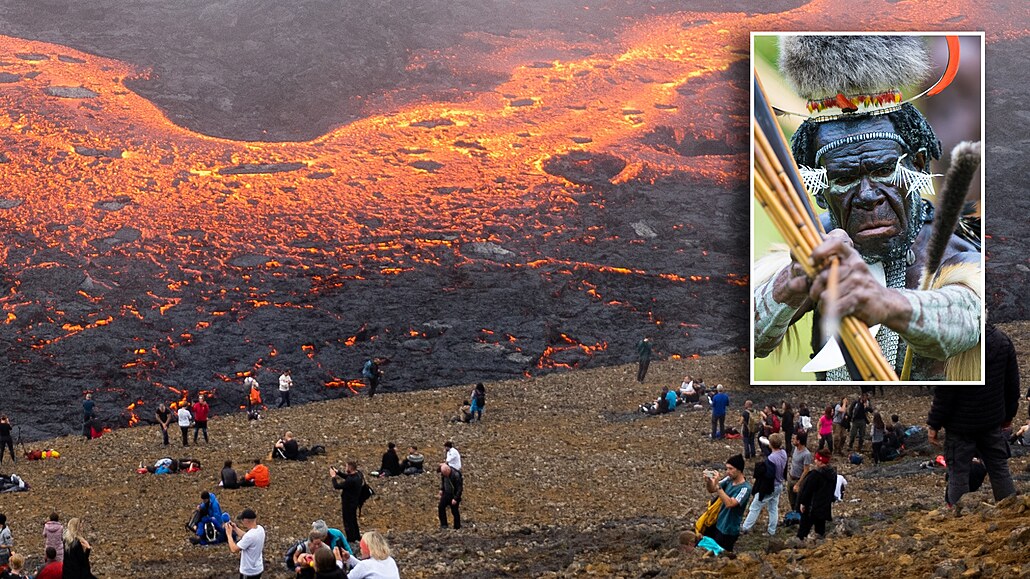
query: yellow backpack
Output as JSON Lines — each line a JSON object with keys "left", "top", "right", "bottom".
{"left": 694, "top": 497, "right": 723, "bottom": 536}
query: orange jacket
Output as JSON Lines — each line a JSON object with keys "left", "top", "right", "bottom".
{"left": 249, "top": 387, "right": 262, "bottom": 406}
{"left": 244, "top": 464, "right": 270, "bottom": 487}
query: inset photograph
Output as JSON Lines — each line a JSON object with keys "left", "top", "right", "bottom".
{"left": 750, "top": 33, "right": 985, "bottom": 384}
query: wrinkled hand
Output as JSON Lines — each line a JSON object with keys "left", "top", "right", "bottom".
{"left": 772, "top": 256, "right": 812, "bottom": 309}
{"left": 808, "top": 230, "right": 910, "bottom": 330}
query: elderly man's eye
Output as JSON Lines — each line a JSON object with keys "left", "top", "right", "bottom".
{"left": 871, "top": 166, "right": 894, "bottom": 178}
{"left": 831, "top": 175, "right": 858, "bottom": 187}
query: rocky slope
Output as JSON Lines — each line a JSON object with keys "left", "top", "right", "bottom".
{"left": 0, "top": 320, "right": 1028, "bottom": 578}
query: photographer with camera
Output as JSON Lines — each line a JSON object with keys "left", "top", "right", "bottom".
{"left": 330, "top": 462, "right": 364, "bottom": 544}
{"left": 224, "top": 508, "right": 264, "bottom": 579}
{"left": 701, "top": 454, "right": 751, "bottom": 552}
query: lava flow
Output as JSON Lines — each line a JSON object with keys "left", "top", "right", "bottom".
{"left": 0, "top": 0, "right": 1022, "bottom": 439}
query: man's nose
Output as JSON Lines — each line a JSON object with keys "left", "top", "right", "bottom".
{"left": 851, "top": 176, "right": 884, "bottom": 210}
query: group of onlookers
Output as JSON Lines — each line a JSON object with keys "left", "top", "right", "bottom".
{"left": 0, "top": 512, "right": 97, "bottom": 578}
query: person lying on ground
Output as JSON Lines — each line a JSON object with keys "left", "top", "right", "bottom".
{"left": 450, "top": 401, "right": 474, "bottom": 423}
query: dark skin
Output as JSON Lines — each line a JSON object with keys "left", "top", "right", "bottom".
{"left": 771, "top": 117, "right": 978, "bottom": 336}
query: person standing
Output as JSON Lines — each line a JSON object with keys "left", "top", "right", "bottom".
{"left": 362, "top": 358, "right": 383, "bottom": 398}
{"left": 741, "top": 432, "right": 787, "bottom": 536}
{"left": 928, "top": 323, "right": 1020, "bottom": 506}
{"left": 438, "top": 463, "right": 463, "bottom": 529}
{"left": 635, "top": 337, "right": 652, "bottom": 383}
{"left": 710, "top": 385, "right": 729, "bottom": 440}
{"left": 176, "top": 403, "right": 192, "bottom": 447}
{"left": 870, "top": 413, "right": 887, "bottom": 464}
{"left": 330, "top": 462, "right": 364, "bottom": 543}
{"left": 796, "top": 449, "right": 837, "bottom": 540}
{"left": 245, "top": 376, "right": 261, "bottom": 412}
{"left": 0, "top": 416, "right": 14, "bottom": 465}
{"left": 702, "top": 454, "right": 752, "bottom": 552}
{"left": 62, "top": 517, "right": 97, "bottom": 579}
{"left": 43, "top": 512, "right": 64, "bottom": 562}
{"left": 832, "top": 396, "right": 850, "bottom": 455}
{"left": 817, "top": 406, "right": 834, "bottom": 453}
{"left": 224, "top": 508, "right": 265, "bottom": 579}
{"left": 191, "top": 394, "right": 210, "bottom": 444}
{"left": 847, "top": 393, "right": 873, "bottom": 453}
{"left": 154, "top": 403, "right": 172, "bottom": 446}
{"left": 81, "top": 393, "right": 95, "bottom": 441}
{"left": 444, "top": 441, "right": 462, "bottom": 472}
{"left": 787, "top": 433, "right": 813, "bottom": 514}
{"left": 740, "top": 400, "right": 757, "bottom": 459}
{"left": 277, "top": 370, "right": 293, "bottom": 408}
{"left": 0, "top": 513, "right": 12, "bottom": 569}
{"left": 470, "top": 383, "right": 486, "bottom": 421}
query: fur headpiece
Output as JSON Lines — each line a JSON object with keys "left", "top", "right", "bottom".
{"left": 779, "top": 36, "right": 931, "bottom": 117}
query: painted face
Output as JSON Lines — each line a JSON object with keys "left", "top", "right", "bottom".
{"left": 814, "top": 117, "right": 922, "bottom": 262}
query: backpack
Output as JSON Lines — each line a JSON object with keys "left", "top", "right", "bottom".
{"left": 747, "top": 411, "right": 761, "bottom": 434}
{"left": 782, "top": 510, "right": 802, "bottom": 527}
{"left": 752, "top": 459, "right": 775, "bottom": 499}
{"left": 694, "top": 497, "right": 723, "bottom": 536}
{"left": 284, "top": 539, "right": 306, "bottom": 571}
{"left": 309, "top": 445, "right": 327, "bottom": 456}
{"left": 362, "top": 359, "right": 376, "bottom": 379}
{"left": 358, "top": 482, "right": 375, "bottom": 515}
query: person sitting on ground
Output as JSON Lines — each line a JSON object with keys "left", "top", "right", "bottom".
{"left": 311, "top": 546, "right": 346, "bottom": 579}
{"left": 240, "top": 458, "right": 270, "bottom": 488}
{"left": 220, "top": 460, "right": 240, "bottom": 489}
{"left": 275, "top": 431, "right": 308, "bottom": 461}
{"left": 188, "top": 491, "right": 227, "bottom": 545}
{"left": 401, "top": 446, "right": 425, "bottom": 475}
{"left": 35, "top": 547, "right": 63, "bottom": 579}
{"left": 679, "top": 375, "right": 700, "bottom": 404}
{"left": 373, "top": 443, "right": 401, "bottom": 478}
{"left": 336, "top": 530, "right": 400, "bottom": 579}
{"left": 311, "top": 520, "right": 353, "bottom": 558}
{"left": 664, "top": 386, "right": 678, "bottom": 412}
{"left": 291, "top": 529, "right": 327, "bottom": 578}
{"left": 451, "top": 401, "right": 474, "bottom": 424}
{"left": 1010, "top": 419, "right": 1030, "bottom": 446}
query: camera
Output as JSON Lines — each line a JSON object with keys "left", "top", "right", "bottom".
{"left": 703, "top": 469, "right": 718, "bottom": 479}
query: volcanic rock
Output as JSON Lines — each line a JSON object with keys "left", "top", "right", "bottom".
{"left": 58, "top": 54, "right": 87, "bottom": 63}
{"left": 0, "top": 198, "right": 23, "bottom": 209}
{"left": 410, "top": 160, "right": 444, "bottom": 173}
{"left": 462, "top": 242, "right": 516, "bottom": 263}
{"left": 16, "top": 52, "right": 48, "bottom": 61}
{"left": 74, "top": 145, "right": 123, "bottom": 158}
{"left": 542, "top": 150, "right": 627, "bottom": 187}
{"left": 0, "top": 72, "right": 19, "bottom": 83}
{"left": 44, "top": 86, "right": 98, "bottom": 98}
{"left": 631, "top": 221, "right": 658, "bottom": 239}
{"left": 218, "top": 162, "right": 307, "bottom": 175}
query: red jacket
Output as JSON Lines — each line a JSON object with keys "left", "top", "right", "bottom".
{"left": 191, "top": 401, "right": 210, "bottom": 422}
{"left": 36, "top": 561, "right": 63, "bottom": 579}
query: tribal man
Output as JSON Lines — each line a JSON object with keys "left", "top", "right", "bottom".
{"left": 754, "top": 35, "right": 982, "bottom": 381}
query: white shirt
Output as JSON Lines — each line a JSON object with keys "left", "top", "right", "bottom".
{"left": 236, "top": 524, "right": 265, "bottom": 575}
{"left": 244, "top": 376, "right": 258, "bottom": 389}
{"left": 835, "top": 474, "right": 848, "bottom": 501}
{"left": 446, "top": 447, "right": 462, "bottom": 471}
{"left": 177, "top": 407, "right": 192, "bottom": 427}
{"left": 680, "top": 381, "right": 695, "bottom": 395}
{"left": 279, "top": 374, "right": 292, "bottom": 392}
{"left": 347, "top": 556, "right": 400, "bottom": 579}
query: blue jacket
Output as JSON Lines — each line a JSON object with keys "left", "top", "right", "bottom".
{"left": 665, "top": 390, "right": 678, "bottom": 411}
{"left": 711, "top": 392, "right": 729, "bottom": 417}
